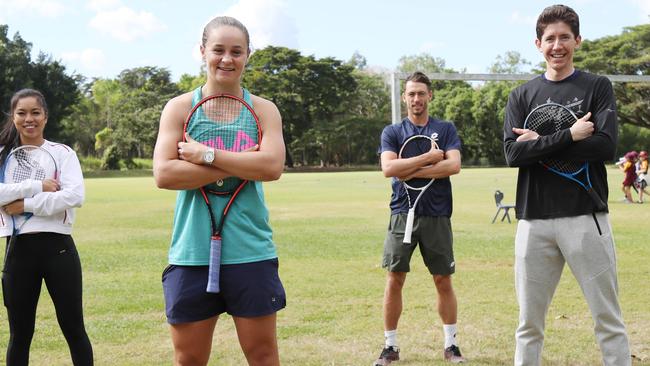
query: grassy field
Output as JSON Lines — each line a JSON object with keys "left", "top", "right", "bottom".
{"left": 0, "top": 167, "right": 648, "bottom": 365}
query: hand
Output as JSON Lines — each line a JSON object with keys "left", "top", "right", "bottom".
{"left": 42, "top": 178, "right": 60, "bottom": 192}
{"left": 569, "top": 112, "right": 593, "bottom": 141}
{"left": 177, "top": 134, "right": 260, "bottom": 165}
{"left": 177, "top": 134, "right": 208, "bottom": 165}
{"left": 427, "top": 145, "right": 445, "bottom": 164}
{"left": 3, "top": 200, "right": 24, "bottom": 215}
{"left": 513, "top": 127, "right": 539, "bottom": 142}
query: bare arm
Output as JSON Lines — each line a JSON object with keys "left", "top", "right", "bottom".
{"left": 407, "top": 149, "right": 461, "bottom": 179}
{"left": 177, "top": 95, "right": 285, "bottom": 182}
{"left": 153, "top": 93, "right": 231, "bottom": 190}
{"left": 380, "top": 145, "right": 444, "bottom": 178}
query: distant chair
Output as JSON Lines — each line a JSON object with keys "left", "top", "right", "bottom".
{"left": 492, "top": 190, "right": 515, "bottom": 224}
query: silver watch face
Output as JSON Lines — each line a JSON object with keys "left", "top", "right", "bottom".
{"left": 203, "top": 149, "right": 215, "bottom": 164}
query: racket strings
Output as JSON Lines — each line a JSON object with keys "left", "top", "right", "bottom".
{"left": 187, "top": 96, "right": 260, "bottom": 193}
{"left": 10, "top": 150, "right": 48, "bottom": 182}
{"left": 399, "top": 136, "right": 437, "bottom": 189}
{"left": 526, "top": 106, "right": 575, "bottom": 134}
{"left": 544, "top": 159, "right": 583, "bottom": 174}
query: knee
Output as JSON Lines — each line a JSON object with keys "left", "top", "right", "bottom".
{"left": 175, "top": 351, "right": 210, "bottom": 366}
{"left": 433, "top": 275, "right": 454, "bottom": 294}
{"left": 387, "top": 273, "right": 406, "bottom": 289}
{"left": 242, "top": 342, "right": 277, "bottom": 366}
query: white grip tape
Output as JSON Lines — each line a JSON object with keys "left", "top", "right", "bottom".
{"left": 403, "top": 209, "right": 415, "bottom": 244}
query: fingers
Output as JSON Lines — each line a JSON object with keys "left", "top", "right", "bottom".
{"left": 512, "top": 127, "right": 530, "bottom": 135}
{"left": 578, "top": 111, "right": 592, "bottom": 122}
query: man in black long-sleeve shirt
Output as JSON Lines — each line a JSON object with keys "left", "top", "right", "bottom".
{"left": 503, "top": 5, "right": 631, "bottom": 366}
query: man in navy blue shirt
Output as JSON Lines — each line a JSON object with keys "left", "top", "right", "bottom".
{"left": 373, "top": 71, "right": 465, "bottom": 365}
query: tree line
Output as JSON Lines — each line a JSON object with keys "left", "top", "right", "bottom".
{"left": 2, "top": 23, "right": 649, "bottom": 170}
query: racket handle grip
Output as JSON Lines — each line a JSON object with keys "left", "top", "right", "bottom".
{"left": 403, "top": 209, "right": 415, "bottom": 244}
{"left": 206, "top": 237, "right": 222, "bottom": 293}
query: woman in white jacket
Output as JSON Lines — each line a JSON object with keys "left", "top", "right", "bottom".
{"left": 0, "top": 89, "right": 93, "bottom": 365}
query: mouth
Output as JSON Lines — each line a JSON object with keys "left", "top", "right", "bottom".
{"left": 217, "top": 66, "right": 235, "bottom": 72}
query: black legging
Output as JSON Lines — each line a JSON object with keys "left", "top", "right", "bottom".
{"left": 2, "top": 233, "right": 93, "bottom": 365}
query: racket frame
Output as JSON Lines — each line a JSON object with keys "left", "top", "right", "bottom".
{"left": 398, "top": 133, "right": 438, "bottom": 244}
{"left": 523, "top": 103, "right": 607, "bottom": 211}
{"left": 1, "top": 144, "right": 59, "bottom": 273}
{"left": 182, "top": 93, "right": 262, "bottom": 293}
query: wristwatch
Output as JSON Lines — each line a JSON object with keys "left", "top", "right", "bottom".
{"left": 202, "top": 148, "right": 215, "bottom": 165}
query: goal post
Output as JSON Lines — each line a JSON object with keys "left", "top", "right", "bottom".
{"left": 391, "top": 72, "right": 650, "bottom": 124}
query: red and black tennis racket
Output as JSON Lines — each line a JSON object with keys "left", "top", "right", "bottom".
{"left": 1, "top": 145, "right": 59, "bottom": 272}
{"left": 183, "top": 93, "right": 261, "bottom": 293}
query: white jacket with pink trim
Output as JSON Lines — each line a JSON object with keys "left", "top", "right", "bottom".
{"left": 0, "top": 140, "right": 84, "bottom": 237}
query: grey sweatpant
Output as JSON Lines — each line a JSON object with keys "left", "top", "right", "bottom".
{"left": 514, "top": 213, "right": 630, "bottom": 366}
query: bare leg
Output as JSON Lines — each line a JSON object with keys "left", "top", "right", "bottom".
{"left": 383, "top": 272, "right": 407, "bottom": 331}
{"left": 433, "top": 275, "right": 457, "bottom": 324}
{"left": 233, "top": 313, "right": 280, "bottom": 366}
{"left": 170, "top": 316, "right": 218, "bottom": 366}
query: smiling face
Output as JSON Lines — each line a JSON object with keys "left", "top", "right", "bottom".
{"left": 403, "top": 80, "right": 432, "bottom": 121}
{"left": 201, "top": 25, "right": 249, "bottom": 88}
{"left": 12, "top": 96, "right": 48, "bottom": 146}
{"left": 535, "top": 21, "right": 581, "bottom": 80}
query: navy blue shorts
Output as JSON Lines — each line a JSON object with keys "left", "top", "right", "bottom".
{"left": 162, "top": 258, "right": 286, "bottom": 324}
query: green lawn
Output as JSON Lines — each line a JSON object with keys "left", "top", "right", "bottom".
{"left": 0, "top": 167, "right": 648, "bottom": 365}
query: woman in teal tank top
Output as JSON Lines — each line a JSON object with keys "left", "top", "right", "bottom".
{"left": 153, "top": 16, "right": 286, "bottom": 366}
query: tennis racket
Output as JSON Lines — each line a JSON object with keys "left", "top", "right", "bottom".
{"left": 183, "top": 93, "right": 261, "bottom": 293}
{"left": 1, "top": 145, "right": 59, "bottom": 272}
{"left": 523, "top": 102, "right": 607, "bottom": 211}
{"left": 399, "top": 133, "right": 438, "bottom": 244}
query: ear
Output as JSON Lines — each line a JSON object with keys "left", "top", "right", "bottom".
{"left": 575, "top": 35, "right": 582, "bottom": 48}
{"left": 535, "top": 38, "right": 542, "bottom": 52}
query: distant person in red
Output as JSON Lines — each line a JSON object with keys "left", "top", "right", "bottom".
{"left": 619, "top": 151, "right": 638, "bottom": 203}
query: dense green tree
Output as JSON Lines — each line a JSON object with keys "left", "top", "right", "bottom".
{"left": 574, "top": 24, "right": 650, "bottom": 128}
{"left": 243, "top": 46, "right": 357, "bottom": 167}
{"left": 1, "top": 25, "right": 79, "bottom": 142}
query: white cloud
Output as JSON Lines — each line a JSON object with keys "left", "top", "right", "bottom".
{"left": 631, "top": 0, "right": 650, "bottom": 20}
{"left": 86, "top": 0, "right": 122, "bottom": 12}
{"left": 222, "top": 0, "right": 299, "bottom": 50}
{"left": 60, "top": 48, "right": 107, "bottom": 72}
{"left": 0, "top": 0, "right": 65, "bottom": 18}
{"left": 89, "top": 6, "right": 166, "bottom": 42}
{"left": 509, "top": 10, "right": 536, "bottom": 26}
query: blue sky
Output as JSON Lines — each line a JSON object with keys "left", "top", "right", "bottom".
{"left": 1, "top": 0, "right": 648, "bottom": 81}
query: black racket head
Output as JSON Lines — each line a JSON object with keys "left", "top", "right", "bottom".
{"left": 524, "top": 103, "right": 577, "bottom": 136}
{"left": 524, "top": 103, "right": 582, "bottom": 174}
{"left": 2, "top": 145, "right": 58, "bottom": 183}
{"left": 184, "top": 94, "right": 261, "bottom": 193}
{"left": 399, "top": 135, "right": 436, "bottom": 189}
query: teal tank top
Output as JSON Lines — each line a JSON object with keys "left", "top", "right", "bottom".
{"left": 168, "top": 87, "right": 277, "bottom": 265}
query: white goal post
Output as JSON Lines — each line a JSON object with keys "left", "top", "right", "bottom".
{"left": 391, "top": 72, "right": 650, "bottom": 124}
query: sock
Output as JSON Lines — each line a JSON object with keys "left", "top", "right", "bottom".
{"left": 443, "top": 324, "right": 457, "bottom": 348}
{"left": 384, "top": 329, "right": 398, "bottom": 347}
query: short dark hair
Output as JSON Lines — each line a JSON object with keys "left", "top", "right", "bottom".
{"left": 405, "top": 71, "right": 432, "bottom": 91}
{"left": 536, "top": 4, "right": 580, "bottom": 40}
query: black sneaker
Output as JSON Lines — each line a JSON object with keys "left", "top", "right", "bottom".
{"left": 444, "top": 345, "right": 466, "bottom": 363}
{"left": 373, "top": 345, "right": 400, "bottom": 366}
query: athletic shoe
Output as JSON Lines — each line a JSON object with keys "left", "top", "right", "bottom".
{"left": 373, "top": 346, "right": 399, "bottom": 365}
{"left": 443, "top": 345, "right": 466, "bottom": 363}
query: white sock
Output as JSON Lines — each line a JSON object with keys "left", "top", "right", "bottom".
{"left": 443, "top": 324, "right": 457, "bottom": 348}
{"left": 384, "top": 329, "right": 398, "bottom": 347}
